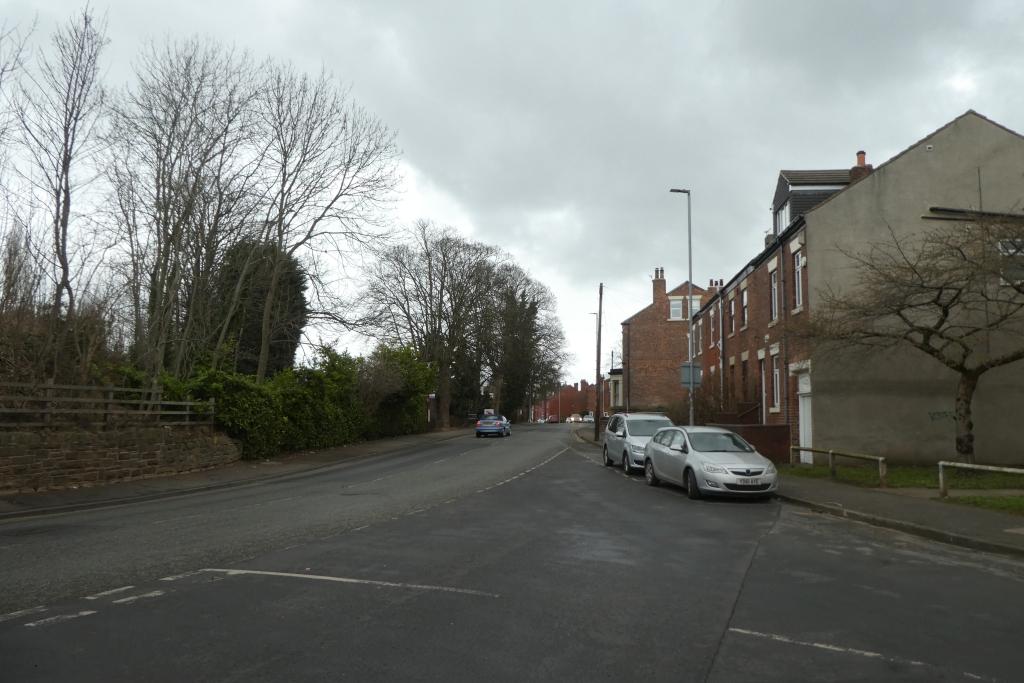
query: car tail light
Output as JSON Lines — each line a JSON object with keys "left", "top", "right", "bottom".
{"left": 476, "top": 421, "right": 481, "bottom": 425}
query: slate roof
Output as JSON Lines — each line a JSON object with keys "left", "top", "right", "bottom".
{"left": 772, "top": 169, "right": 850, "bottom": 211}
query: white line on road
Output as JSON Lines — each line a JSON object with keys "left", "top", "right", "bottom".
{"left": 84, "top": 585, "right": 134, "bottom": 599}
{"left": 727, "top": 628, "right": 997, "bottom": 681}
{"left": 0, "top": 606, "right": 46, "bottom": 623}
{"left": 25, "top": 610, "right": 96, "bottom": 627}
{"left": 160, "top": 571, "right": 200, "bottom": 581}
{"left": 201, "top": 568, "right": 498, "bottom": 597}
{"left": 112, "top": 590, "right": 165, "bottom": 604}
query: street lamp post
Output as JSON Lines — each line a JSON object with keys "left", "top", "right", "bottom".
{"left": 670, "top": 188, "right": 695, "bottom": 427}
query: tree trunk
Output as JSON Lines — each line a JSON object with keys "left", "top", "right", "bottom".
{"left": 255, "top": 255, "right": 285, "bottom": 384}
{"left": 491, "top": 373, "right": 503, "bottom": 413}
{"left": 954, "top": 372, "right": 979, "bottom": 464}
{"left": 437, "top": 367, "right": 451, "bottom": 429}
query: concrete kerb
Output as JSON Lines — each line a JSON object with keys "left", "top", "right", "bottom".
{"left": 573, "top": 426, "right": 1024, "bottom": 560}
{"left": 572, "top": 427, "right": 602, "bottom": 448}
{"left": 776, "top": 492, "right": 1024, "bottom": 560}
{"left": 0, "top": 429, "right": 473, "bottom": 522}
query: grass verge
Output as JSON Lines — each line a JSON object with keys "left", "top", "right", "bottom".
{"left": 946, "top": 496, "right": 1024, "bottom": 516}
{"left": 780, "top": 464, "right": 1024, "bottom": 490}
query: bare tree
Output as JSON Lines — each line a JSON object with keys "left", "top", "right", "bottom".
{"left": 805, "top": 212, "right": 1024, "bottom": 463}
{"left": 12, "top": 6, "right": 107, "bottom": 379}
{"left": 253, "top": 61, "right": 400, "bottom": 383}
{"left": 106, "top": 37, "right": 258, "bottom": 379}
{"left": 363, "top": 221, "right": 495, "bottom": 427}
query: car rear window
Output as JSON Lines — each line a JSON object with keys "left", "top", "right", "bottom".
{"left": 625, "top": 418, "right": 673, "bottom": 436}
{"left": 688, "top": 432, "right": 754, "bottom": 452}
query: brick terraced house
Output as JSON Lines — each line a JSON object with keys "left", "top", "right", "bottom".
{"left": 694, "top": 111, "right": 1024, "bottom": 464}
{"left": 618, "top": 269, "right": 712, "bottom": 412}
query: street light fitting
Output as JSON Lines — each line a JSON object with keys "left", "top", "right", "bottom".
{"left": 670, "top": 188, "right": 690, "bottom": 194}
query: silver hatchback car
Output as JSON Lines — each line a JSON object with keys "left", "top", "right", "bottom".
{"left": 603, "top": 413, "right": 675, "bottom": 473}
{"left": 642, "top": 426, "right": 777, "bottom": 499}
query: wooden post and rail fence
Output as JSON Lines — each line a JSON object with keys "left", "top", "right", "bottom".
{"left": 0, "top": 381, "right": 215, "bottom": 428}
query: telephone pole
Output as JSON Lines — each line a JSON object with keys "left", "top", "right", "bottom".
{"left": 595, "top": 283, "right": 604, "bottom": 441}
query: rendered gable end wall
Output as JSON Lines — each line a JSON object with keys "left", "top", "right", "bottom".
{"left": 804, "top": 112, "right": 1024, "bottom": 463}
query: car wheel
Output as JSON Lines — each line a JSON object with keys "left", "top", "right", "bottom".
{"left": 645, "top": 460, "right": 660, "bottom": 487}
{"left": 686, "top": 469, "right": 702, "bottom": 500}
{"left": 622, "top": 452, "right": 631, "bottom": 474}
{"left": 603, "top": 447, "right": 613, "bottom": 467}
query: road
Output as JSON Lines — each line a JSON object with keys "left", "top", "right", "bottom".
{"left": 2, "top": 424, "right": 1023, "bottom": 681}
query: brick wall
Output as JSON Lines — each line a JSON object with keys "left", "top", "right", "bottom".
{"left": 709, "top": 423, "right": 792, "bottom": 463}
{"left": 622, "top": 270, "right": 710, "bottom": 410}
{"left": 0, "top": 426, "right": 242, "bottom": 494}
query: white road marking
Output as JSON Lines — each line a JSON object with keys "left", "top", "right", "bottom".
{"left": 25, "top": 610, "right": 96, "bottom": 627}
{"left": 0, "top": 606, "right": 46, "bottom": 623}
{"left": 112, "top": 590, "right": 165, "bottom": 604}
{"left": 1002, "top": 527, "right": 1024, "bottom": 535}
{"left": 160, "top": 572, "right": 200, "bottom": 581}
{"left": 201, "top": 568, "right": 498, "bottom": 597}
{"left": 84, "top": 585, "right": 134, "bottom": 599}
{"left": 728, "top": 628, "right": 997, "bottom": 681}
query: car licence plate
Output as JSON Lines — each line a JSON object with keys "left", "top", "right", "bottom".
{"left": 737, "top": 477, "right": 760, "bottom": 485}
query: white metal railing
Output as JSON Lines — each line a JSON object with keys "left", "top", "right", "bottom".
{"left": 790, "top": 446, "right": 888, "bottom": 488}
{"left": 937, "top": 461, "right": 1024, "bottom": 498}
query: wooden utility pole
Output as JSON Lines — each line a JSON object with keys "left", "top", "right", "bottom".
{"left": 595, "top": 283, "right": 603, "bottom": 441}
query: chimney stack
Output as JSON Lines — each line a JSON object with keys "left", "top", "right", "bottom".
{"left": 850, "top": 150, "right": 874, "bottom": 183}
{"left": 653, "top": 267, "right": 666, "bottom": 302}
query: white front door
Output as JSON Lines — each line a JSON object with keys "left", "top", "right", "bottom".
{"left": 797, "top": 372, "right": 812, "bottom": 463}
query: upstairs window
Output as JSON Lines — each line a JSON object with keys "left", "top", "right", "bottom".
{"left": 774, "top": 202, "right": 790, "bottom": 235}
{"left": 770, "top": 271, "right": 779, "bottom": 320}
{"left": 697, "top": 320, "right": 704, "bottom": 355}
{"left": 709, "top": 309, "right": 715, "bottom": 347}
{"left": 793, "top": 250, "right": 804, "bottom": 307}
{"left": 741, "top": 289, "right": 749, "bottom": 328}
{"left": 670, "top": 299, "right": 683, "bottom": 319}
{"left": 729, "top": 298, "right": 735, "bottom": 334}
{"left": 772, "top": 356, "right": 780, "bottom": 406}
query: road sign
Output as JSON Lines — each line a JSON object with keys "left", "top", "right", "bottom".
{"left": 680, "top": 362, "right": 702, "bottom": 388}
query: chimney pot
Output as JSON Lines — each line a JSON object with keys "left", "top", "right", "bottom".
{"left": 857, "top": 150, "right": 866, "bottom": 166}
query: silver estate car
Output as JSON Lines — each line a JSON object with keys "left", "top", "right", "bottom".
{"left": 642, "top": 426, "right": 777, "bottom": 499}
{"left": 603, "top": 413, "right": 674, "bottom": 473}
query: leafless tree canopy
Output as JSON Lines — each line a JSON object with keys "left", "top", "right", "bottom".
{"left": 805, "top": 214, "right": 1024, "bottom": 462}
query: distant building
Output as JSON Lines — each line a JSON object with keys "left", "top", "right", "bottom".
{"left": 619, "top": 269, "right": 712, "bottom": 411}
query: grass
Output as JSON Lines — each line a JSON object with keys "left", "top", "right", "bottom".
{"left": 780, "top": 464, "right": 1024, "bottom": 490}
{"left": 946, "top": 496, "right": 1024, "bottom": 516}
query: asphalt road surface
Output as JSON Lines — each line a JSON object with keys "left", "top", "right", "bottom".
{"left": 2, "top": 424, "right": 1023, "bottom": 682}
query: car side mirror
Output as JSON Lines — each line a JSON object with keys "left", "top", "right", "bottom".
{"left": 671, "top": 443, "right": 687, "bottom": 453}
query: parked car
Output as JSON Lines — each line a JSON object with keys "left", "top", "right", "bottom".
{"left": 476, "top": 414, "right": 512, "bottom": 438}
{"left": 642, "top": 426, "right": 777, "bottom": 499}
{"left": 603, "top": 413, "right": 674, "bottom": 473}
{"left": 582, "top": 415, "right": 594, "bottom": 423}
{"left": 570, "top": 413, "right": 582, "bottom": 423}
{"left": 547, "top": 415, "right": 559, "bottom": 423}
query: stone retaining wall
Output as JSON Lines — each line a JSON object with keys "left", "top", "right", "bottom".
{"left": 0, "top": 426, "right": 242, "bottom": 494}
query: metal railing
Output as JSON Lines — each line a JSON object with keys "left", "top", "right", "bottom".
{"left": 937, "top": 461, "right": 1024, "bottom": 498}
{"left": 0, "top": 381, "right": 215, "bottom": 427}
{"left": 790, "top": 446, "right": 888, "bottom": 488}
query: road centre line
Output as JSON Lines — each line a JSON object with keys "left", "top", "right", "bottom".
{"left": 25, "top": 610, "right": 96, "bottom": 627}
{"left": 200, "top": 568, "right": 498, "bottom": 597}
{"left": 0, "top": 606, "right": 46, "bottom": 622}
{"left": 112, "top": 590, "right": 165, "bottom": 604}
{"left": 84, "top": 585, "right": 134, "bottom": 599}
{"left": 727, "top": 628, "right": 997, "bottom": 681}
{"left": 160, "top": 571, "right": 201, "bottom": 581}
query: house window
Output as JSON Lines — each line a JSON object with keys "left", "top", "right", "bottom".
{"left": 794, "top": 251, "right": 804, "bottom": 307}
{"left": 709, "top": 309, "right": 715, "bottom": 348}
{"left": 729, "top": 298, "right": 735, "bottom": 334}
{"left": 670, "top": 299, "right": 683, "bottom": 319}
{"left": 697, "top": 320, "right": 703, "bottom": 355}
{"left": 772, "top": 356, "right": 780, "bottom": 407}
{"left": 741, "top": 289, "right": 748, "bottom": 327}
{"left": 741, "top": 359, "right": 749, "bottom": 401}
{"left": 770, "top": 271, "right": 779, "bottom": 320}
{"left": 774, "top": 202, "right": 790, "bottom": 235}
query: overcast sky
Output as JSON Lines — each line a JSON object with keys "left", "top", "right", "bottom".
{"left": 5, "top": 0, "right": 1024, "bottom": 382}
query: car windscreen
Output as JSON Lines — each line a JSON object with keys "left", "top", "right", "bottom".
{"left": 688, "top": 432, "right": 754, "bottom": 452}
{"left": 625, "top": 419, "right": 673, "bottom": 436}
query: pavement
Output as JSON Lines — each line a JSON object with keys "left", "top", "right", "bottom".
{"left": 571, "top": 427, "right": 1024, "bottom": 559}
{"left": 0, "top": 426, "right": 474, "bottom": 520}
{"left": 4, "top": 422, "right": 1024, "bottom": 681}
